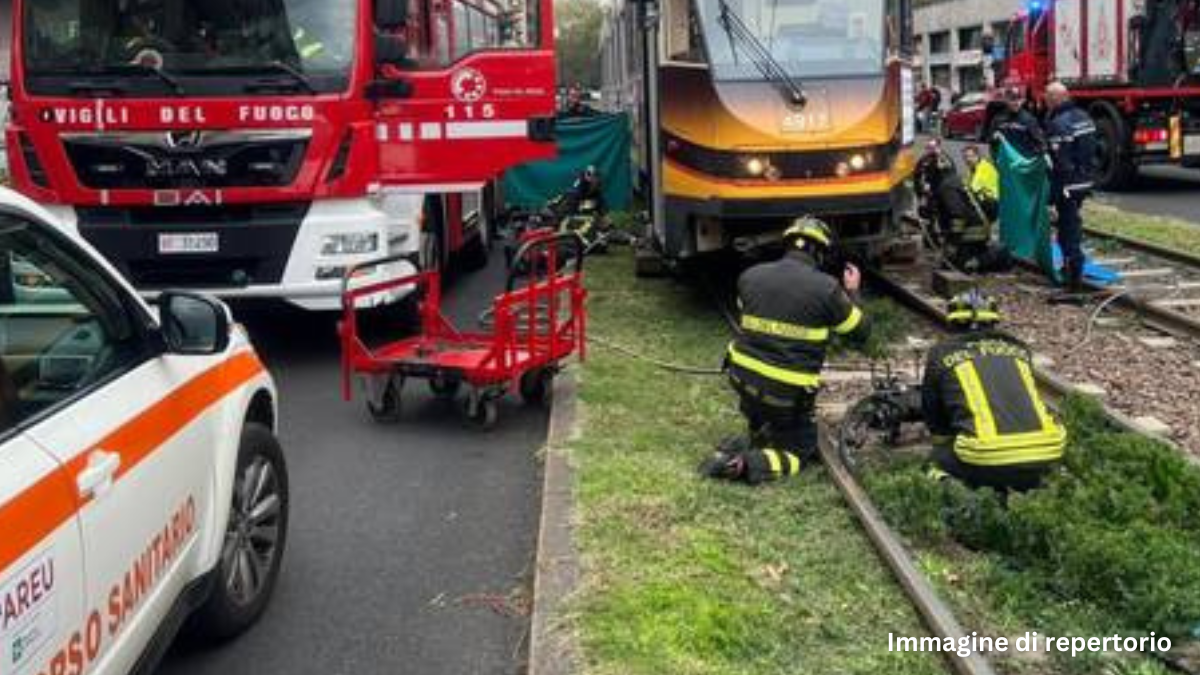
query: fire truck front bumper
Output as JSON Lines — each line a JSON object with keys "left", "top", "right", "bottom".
{"left": 45, "top": 196, "right": 423, "bottom": 312}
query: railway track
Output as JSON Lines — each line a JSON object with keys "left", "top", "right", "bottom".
{"left": 1072, "top": 227, "right": 1200, "bottom": 340}
{"left": 867, "top": 266, "right": 1184, "bottom": 452}
{"left": 700, "top": 252, "right": 1200, "bottom": 675}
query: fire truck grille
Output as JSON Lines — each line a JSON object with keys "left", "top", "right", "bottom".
{"left": 62, "top": 130, "right": 311, "bottom": 190}
{"left": 77, "top": 203, "right": 308, "bottom": 288}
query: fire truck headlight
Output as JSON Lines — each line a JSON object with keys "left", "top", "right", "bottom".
{"left": 848, "top": 153, "right": 868, "bottom": 172}
{"left": 745, "top": 157, "right": 767, "bottom": 177}
{"left": 835, "top": 161, "right": 852, "bottom": 178}
{"left": 321, "top": 233, "right": 380, "bottom": 256}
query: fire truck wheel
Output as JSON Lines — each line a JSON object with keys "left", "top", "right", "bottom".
{"left": 190, "top": 424, "right": 289, "bottom": 642}
{"left": 366, "top": 376, "right": 404, "bottom": 423}
{"left": 429, "top": 376, "right": 462, "bottom": 400}
{"left": 519, "top": 369, "right": 553, "bottom": 407}
{"left": 464, "top": 393, "right": 499, "bottom": 431}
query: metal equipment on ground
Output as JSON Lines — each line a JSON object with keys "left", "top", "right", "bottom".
{"left": 339, "top": 232, "right": 587, "bottom": 430}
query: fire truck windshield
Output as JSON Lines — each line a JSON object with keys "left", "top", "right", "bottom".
{"left": 22, "top": 0, "right": 355, "bottom": 96}
{"left": 696, "top": 0, "right": 885, "bottom": 80}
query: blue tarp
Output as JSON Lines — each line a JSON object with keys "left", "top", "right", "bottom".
{"left": 502, "top": 112, "right": 633, "bottom": 211}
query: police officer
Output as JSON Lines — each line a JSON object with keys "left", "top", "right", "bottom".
{"left": 701, "top": 217, "right": 872, "bottom": 485}
{"left": 1045, "top": 81, "right": 1098, "bottom": 297}
{"left": 922, "top": 291, "right": 1067, "bottom": 492}
{"left": 990, "top": 85, "right": 1047, "bottom": 159}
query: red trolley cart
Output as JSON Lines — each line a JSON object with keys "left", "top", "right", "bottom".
{"left": 340, "top": 232, "right": 587, "bottom": 429}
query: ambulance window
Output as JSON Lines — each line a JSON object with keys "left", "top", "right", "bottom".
{"left": 0, "top": 216, "right": 148, "bottom": 435}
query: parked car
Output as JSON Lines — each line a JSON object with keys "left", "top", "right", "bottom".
{"left": 0, "top": 187, "right": 288, "bottom": 675}
{"left": 943, "top": 92, "right": 989, "bottom": 140}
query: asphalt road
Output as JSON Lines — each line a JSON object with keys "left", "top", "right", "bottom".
{"left": 159, "top": 252, "right": 546, "bottom": 675}
{"left": 939, "top": 136, "right": 1200, "bottom": 225}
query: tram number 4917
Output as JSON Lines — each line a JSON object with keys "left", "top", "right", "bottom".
{"left": 444, "top": 104, "right": 496, "bottom": 120}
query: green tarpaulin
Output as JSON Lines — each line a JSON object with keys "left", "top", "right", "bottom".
{"left": 502, "top": 112, "right": 632, "bottom": 211}
{"left": 996, "top": 138, "right": 1058, "bottom": 281}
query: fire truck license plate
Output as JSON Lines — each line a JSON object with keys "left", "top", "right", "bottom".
{"left": 159, "top": 233, "right": 219, "bottom": 254}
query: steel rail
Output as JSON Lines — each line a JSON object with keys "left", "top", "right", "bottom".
{"left": 817, "top": 428, "right": 999, "bottom": 675}
{"left": 1083, "top": 226, "right": 1200, "bottom": 270}
{"left": 1013, "top": 256, "right": 1200, "bottom": 342}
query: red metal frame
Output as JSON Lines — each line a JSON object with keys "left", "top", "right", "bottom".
{"left": 339, "top": 232, "right": 587, "bottom": 402}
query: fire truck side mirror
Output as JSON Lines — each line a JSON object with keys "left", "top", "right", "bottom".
{"left": 374, "top": 0, "right": 409, "bottom": 30}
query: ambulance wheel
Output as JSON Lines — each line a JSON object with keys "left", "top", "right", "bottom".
{"left": 366, "top": 376, "right": 403, "bottom": 423}
{"left": 429, "top": 376, "right": 461, "bottom": 400}
{"left": 191, "top": 423, "right": 289, "bottom": 642}
{"left": 519, "top": 369, "right": 553, "bottom": 407}
{"left": 465, "top": 394, "right": 499, "bottom": 431}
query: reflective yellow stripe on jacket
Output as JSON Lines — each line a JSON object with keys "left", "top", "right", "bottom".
{"left": 742, "top": 315, "right": 829, "bottom": 342}
{"left": 834, "top": 306, "right": 864, "bottom": 335}
{"left": 951, "top": 361, "right": 1066, "bottom": 466}
{"left": 727, "top": 344, "right": 821, "bottom": 388}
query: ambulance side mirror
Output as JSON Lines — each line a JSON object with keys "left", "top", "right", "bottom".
{"left": 159, "top": 292, "right": 231, "bottom": 355}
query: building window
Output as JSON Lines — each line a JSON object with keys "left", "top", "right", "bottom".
{"left": 931, "top": 64, "right": 952, "bottom": 89}
{"left": 957, "top": 25, "right": 982, "bottom": 51}
{"left": 991, "top": 21, "right": 1009, "bottom": 44}
{"left": 958, "top": 65, "right": 984, "bottom": 93}
{"left": 929, "top": 31, "right": 950, "bottom": 54}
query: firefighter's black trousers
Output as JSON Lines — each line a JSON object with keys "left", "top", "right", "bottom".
{"left": 731, "top": 376, "right": 819, "bottom": 461}
{"left": 932, "top": 444, "right": 1054, "bottom": 493}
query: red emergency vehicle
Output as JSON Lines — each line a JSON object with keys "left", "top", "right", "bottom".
{"left": 4, "top": 0, "right": 557, "bottom": 310}
{"left": 989, "top": 0, "right": 1200, "bottom": 189}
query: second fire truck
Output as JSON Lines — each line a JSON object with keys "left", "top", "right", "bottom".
{"left": 989, "top": 0, "right": 1200, "bottom": 189}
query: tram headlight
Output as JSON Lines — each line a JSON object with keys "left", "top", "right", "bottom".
{"left": 848, "top": 153, "right": 868, "bottom": 172}
{"left": 745, "top": 157, "right": 767, "bottom": 177}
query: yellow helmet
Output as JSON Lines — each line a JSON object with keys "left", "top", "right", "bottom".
{"left": 946, "top": 291, "right": 1002, "bottom": 326}
{"left": 782, "top": 216, "right": 833, "bottom": 250}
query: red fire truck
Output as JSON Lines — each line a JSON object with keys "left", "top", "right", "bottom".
{"left": 989, "top": 0, "right": 1200, "bottom": 189}
{"left": 4, "top": 0, "right": 556, "bottom": 310}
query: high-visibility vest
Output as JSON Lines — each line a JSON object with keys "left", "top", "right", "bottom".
{"left": 293, "top": 27, "right": 325, "bottom": 60}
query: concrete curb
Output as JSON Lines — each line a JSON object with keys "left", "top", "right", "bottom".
{"left": 528, "top": 371, "right": 580, "bottom": 675}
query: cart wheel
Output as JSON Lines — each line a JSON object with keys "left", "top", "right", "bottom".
{"left": 429, "top": 377, "right": 461, "bottom": 400}
{"left": 366, "top": 377, "right": 403, "bottom": 424}
{"left": 464, "top": 394, "right": 500, "bottom": 431}
{"left": 519, "top": 369, "right": 553, "bottom": 407}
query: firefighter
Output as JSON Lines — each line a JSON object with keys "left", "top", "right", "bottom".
{"left": 922, "top": 291, "right": 1067, "bottom": 492}
{"left": 962, "top": 144, "right": 1000, "bottom": 221}
{"left": 292, "top": 26, "right": 327, "bottom": 61}
{"left": 990, "top": 85, "right": 1047, "bottom": 160}
{"left": 915, "top": 140, "right": 1010, "bottom": 273}
{"left": 700, "top": 217, "right": 872, "bottom": 485}
{"left": 1045, "top": 81, "right": 1098, "bottom": 298}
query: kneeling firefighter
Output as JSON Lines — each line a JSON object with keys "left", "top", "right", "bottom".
{"left": 702, "top": 218, "right": 872, "bottom": 484}
{"left": 922, "top": 292, "right": 1067, "bottom": 491}
{"left": 915, "top": 140, "right": 1011, "bottom": 273}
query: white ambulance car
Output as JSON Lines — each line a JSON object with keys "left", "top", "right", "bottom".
{"left": 0, "top": 188, "right": 289, "bottom": 675}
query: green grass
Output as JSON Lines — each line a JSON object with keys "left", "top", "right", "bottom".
{"left": 1085, "top": 203, "right": 1200, "bottom": 257}
{"left": 567, "top": 252, "right": 945, "bottom": 675}
{"left": 863, "top": 397, "right": 1199, "bottom": 675}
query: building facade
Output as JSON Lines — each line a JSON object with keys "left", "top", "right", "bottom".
{"left": 914, "top": 0, "right": 1021, "bottom": 95}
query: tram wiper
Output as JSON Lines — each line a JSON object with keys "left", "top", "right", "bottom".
{"left": 716, "top": 0, "right": 806, "bottom": 108}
